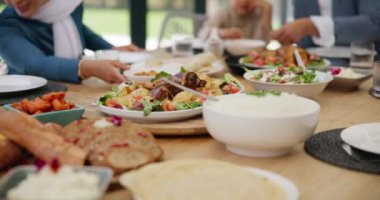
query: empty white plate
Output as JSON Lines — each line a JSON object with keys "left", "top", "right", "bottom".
{"left": 0, "top": 75, "right": 47, "bottom": 93}
{"left": 119, "top": 52, "right": 154, "bottom": 64}
{"left": 341, "top": 123, "right": 380, "bottom": 155}
{"left": 307, "top": 47, "right": 351, "bottom": 58}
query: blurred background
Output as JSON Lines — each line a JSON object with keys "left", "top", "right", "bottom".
{"left": 0, "top": 0, "right": 293, "bottom": 50}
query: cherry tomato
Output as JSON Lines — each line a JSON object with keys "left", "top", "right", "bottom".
{"left": 266, "top": 56, "right": 277, "bottom": 64}
{"left": 249, "top": 51, "right": 260, "bottom": 59}
{"left": 133, "top": 94, "right": 144, "bottom": 100}
{"left": 254, "top": 58, "right": 265, "bottom": 66}
{"left": 162, "top": 101, "right": 176, "bottom": 111}
{"left": 230, "top": 85, "right": 240, "bottom": 94}
{"left": 310, "top": 54, "right": 318, "bottom": 61}
{"left": 285, "top": 61, "right": 294, "bottom": 67}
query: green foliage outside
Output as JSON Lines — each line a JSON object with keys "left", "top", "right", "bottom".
{"left": 0, "top": 4, "right": 166, "bottom": 39}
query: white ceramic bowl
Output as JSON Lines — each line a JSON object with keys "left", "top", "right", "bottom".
{"left": 328, "top": 67, "right": 373, "bottom": 90}
{"left": 123, "top": 62, "right": 182, "bottom": 83}
{"left": 243, "top": 69, "right": 333, "bottom": 99}
{"left": 203, "top": 93, "right": 320, "bottom": 157}
{"left": 224, "top": 39, "right": 266, "bottom": 56}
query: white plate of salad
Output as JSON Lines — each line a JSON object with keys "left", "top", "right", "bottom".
{"left": 98, "top": 72, "right": 243, "bottom": 123}
{"left": 243, "top": 66, "right": 333, "bottom": 99}
{"left": 239, "top": 47, "right": 331, "bottom": 71}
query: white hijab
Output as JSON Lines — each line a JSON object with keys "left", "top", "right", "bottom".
{"left": 23, "top": 0, "right": 83, "bottom": 59}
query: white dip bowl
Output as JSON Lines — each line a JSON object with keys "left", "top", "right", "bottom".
{"left": 243, "top": 69, "right": 333, "bottom": 99}
{"left": 203, "top": 93, "right": 320, "bottom": 157}
{"left": 224, "top": 39, "right": 266, "bottom": 56}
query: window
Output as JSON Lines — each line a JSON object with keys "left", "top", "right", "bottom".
{"left": 83, "top": 0, "right": 130, "bottom": 48}
{"left": 147, "top": 0, "right": 194, "bottom": 50}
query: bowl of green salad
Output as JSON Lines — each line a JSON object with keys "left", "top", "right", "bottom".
{"left": 243, "top": 66, "right": 333, "bottom": 99}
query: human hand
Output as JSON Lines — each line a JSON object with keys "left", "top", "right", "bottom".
{"left": 271, "top": 18, "right": 319, "bottom": 45}
{"left": 113, "top": 44, "right": 142, "bottom": 52}
{"left": 218, "top": 27, "right": 244, "bottom": 39}
{"left": 79, "top": 60, "right": 129, "bottom": 84}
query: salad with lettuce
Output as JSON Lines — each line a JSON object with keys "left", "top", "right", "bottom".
{"left": 99, "top": 71, "right": 242, "bottom": 116}
{"left": 250, "top": 66, "right": 317, "bottom": 84}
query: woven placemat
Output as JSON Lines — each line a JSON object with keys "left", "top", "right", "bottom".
{"left": 0, "top": 81, "right": 67, "bottom": 105}
{"left": 305, "top": 128, "right": 380, "bottom": 174}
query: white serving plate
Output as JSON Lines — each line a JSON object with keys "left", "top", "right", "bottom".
{"left": 243, "top": 70, "right": 333, "bottom": 99}
{"left": 0, "top": 75, "right": 47, "bottom": 94}
{"left": 93, "top": 50, "right": 154, "bottom": 64}
{"left": 123, "top": 62, "right": 182, "bottom": 83}
{"left": 240, "top": 58, "right": 331, "bottom": 71}
{"left": 341, "top": 122, "right": 380, "bottom": 155}
{"left": 328, "top": 67, "right": 373, "bottom": 90}
{"left": 124, "top": 60, "right": 225, "bottom": 83}
{"left": 248, "top": 168, "right": 299, "bottom": 200}
{"left": 306, "top": 46, "right": 350, "bottom": 58}
{"left": 120, "top": 166, "right": 299, "bottom": 200}
{"left": 98, "top": 81, "right": 244, "bottom": 123}
{"left": 98, "top": 104, "right": 202, "bottom": 123}
{"left": 119, "top": 52, "right": 154, "bottom": 64}
{"left": 224, "top": 39, "right": 266, "bottom": 56}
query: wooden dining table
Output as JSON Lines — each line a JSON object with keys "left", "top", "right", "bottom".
{"left": 60, "top": 55, "right": 380, "bottom": 200}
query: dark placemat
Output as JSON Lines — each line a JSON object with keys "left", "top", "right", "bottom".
{"left": 0, "top": 81, "right": 67, "bottom": 105}
{"left": 305, "top": 128, "right": 380, "bottom": 174}
{"left": 225, "top": 55, "right": 246, "bottom": 76}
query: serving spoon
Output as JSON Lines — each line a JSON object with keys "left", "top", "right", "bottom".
{"left": 160, "top": 78, "right": 219, "bottom": 102}
{"left": 293, "top": 44, "right": 308, "bottom": 71}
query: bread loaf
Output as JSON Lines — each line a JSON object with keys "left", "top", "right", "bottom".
{"left": 0, "top": 110, "right": 86, "bottom": 165}
{"left": 0, "top": 135, "right": 24, "bottom": 169}
{"left": 61, "top": 117, "right": 162, "bottom": 173}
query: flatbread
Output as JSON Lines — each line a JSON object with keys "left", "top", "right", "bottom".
{"left": 120, "top": 159, "right": 286, "bottom": 200}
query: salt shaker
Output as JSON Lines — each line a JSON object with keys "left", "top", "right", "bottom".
{"left": 204, "top": 28, "right": 224, "bottom": 57}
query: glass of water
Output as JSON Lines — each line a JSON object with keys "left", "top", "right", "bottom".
{"left": 171, "top": 34, "right": 193, "bottom": 57}
{"left": 350, "top": 42, "right": 375, "bottom": 68}
{"left": 371, "top": 61, "right": 380, "bottom": 98}
{"left": 0, "top": 56, "right": 8, "bottom": 75}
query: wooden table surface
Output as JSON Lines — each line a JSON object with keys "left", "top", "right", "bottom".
{"left": 62, "top": 65, "right": 380, "bottom": 200}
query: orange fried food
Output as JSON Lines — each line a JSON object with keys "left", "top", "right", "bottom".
{"left": 11, "top": 92, "right": 75, "bottom": 115}
{"left": 42, "top": 92, "right": 65, "bottom": 102}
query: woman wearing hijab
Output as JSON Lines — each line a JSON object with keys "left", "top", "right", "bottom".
{"left": 0, "top": 0, "right": 139, "bottom": 83}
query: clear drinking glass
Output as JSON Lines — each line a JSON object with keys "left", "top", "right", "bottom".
{"left": 371, "top": 61, "right": 380, "bottom": 98}
{"left": 0, "top": 56, "right": 8, "bottom": 75}
{"left": 171, "top": 34, "right": 193, "bottom": 57}
{"left": 350, "top": 42, "right": 375, "bottom": 68}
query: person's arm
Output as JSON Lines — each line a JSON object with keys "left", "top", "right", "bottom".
{"left": 82, "top": 24, "right": 113, "bottom": 51}
{"left": 0, "top": 28, "right": 129, "bottom": 84}
{"left": 273, "top": 0, "right": 380, "bottom": 46}
{"left": 271, "top": 18, "right": 319, "bottom": 45}
{"left": 333, "top": 0, "right": 380, "bottom": 44}
{"left": 0, "top": 31, "right": 81, "bottom": 83}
